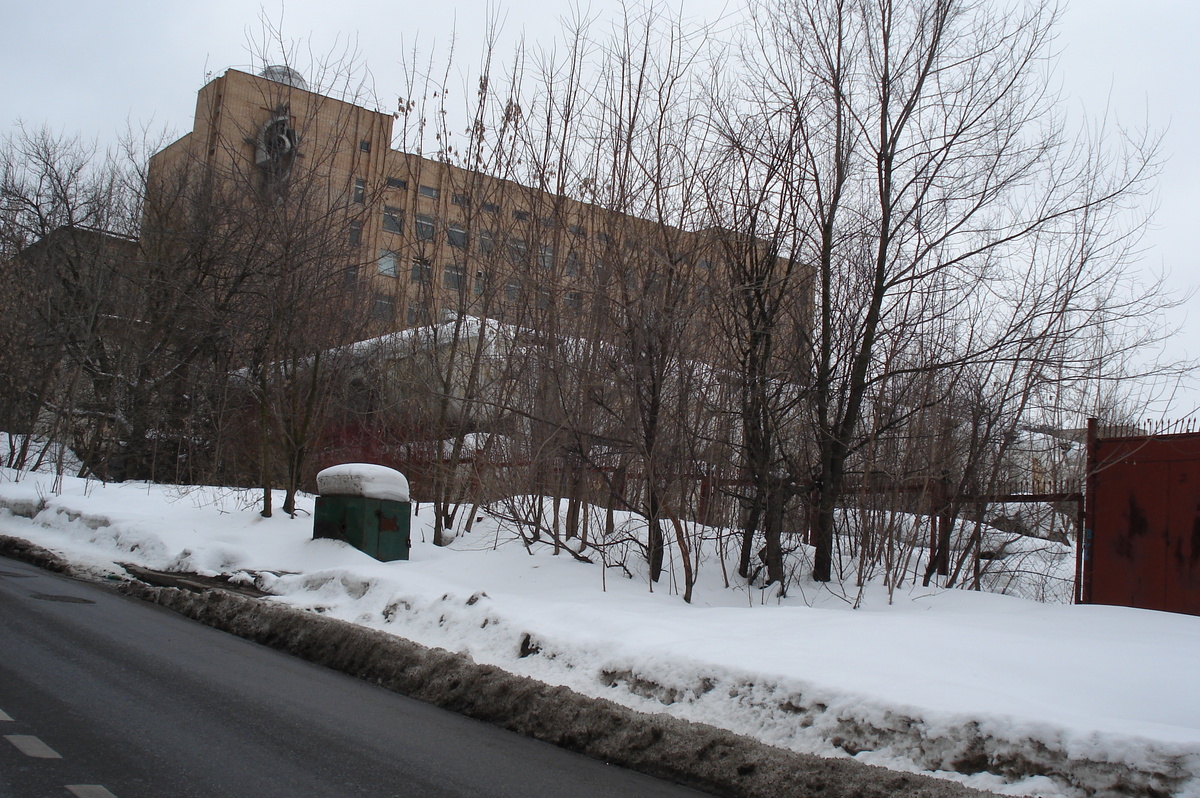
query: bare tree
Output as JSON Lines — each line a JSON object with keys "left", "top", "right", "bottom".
{"left": 714, "top": 0, "right": 1167, "bottom": 585}
{"left": 0, "top": 127, "right": 160, "bottom": 479}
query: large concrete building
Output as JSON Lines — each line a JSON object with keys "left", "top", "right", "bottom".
{"left": 148, "top": 66, "right": 721, "bottom": 336}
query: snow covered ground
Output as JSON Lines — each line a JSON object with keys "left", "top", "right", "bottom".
{"left": 1, "top": 469, "right": 1197, "bottom": 797}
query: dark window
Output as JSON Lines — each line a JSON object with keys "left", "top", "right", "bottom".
{"left": 537, "top": 287, "right": 552, "bottom": 309}
{"left": 415, "top": 214, "right": 435, "bottom": 241}
{"left": 419, "top": 185, "right": 439, "bottom": 200}
{"left": 565, "top": 291, "right": 584, "bottom": 313}
{"left": 505, "top": 279, "right": 521, "bottom": 303}
{"left": 411, "top": 258, "right": 432, "bottom": 283}
{"left": 481, "top": 202, "right": 499, "bottom": 214}
{"left": 474, "top": 270, "right": 489, "bottom": 295}
{"left": 569, "top": 224, "right": 586, "bottom": 237}
{"left": 538, "top": 244, "right": 555, "bottom": 270}
{"left": 444, "top": 263, "right": 465, "bottom": 291}
{"left": 540, "top": 216, "right": 559, "bottom": 230}
{"left": 407, "top": 303, "right": 430, "bottom": 326}
{"left": 386, "top": 177, "right": 407, "bottom": 190}
{"left": 353, "top": 178, "right": 366, "bottom": 204}
{"left": 565, "top": 250, "right": 581, "bottom": 276}
{"left": 597, "top": 232, "right": 611, "bottom": 245}
{"left": 377, "top": 250, "right": 399, "bottom": 277}
{"left": 512, "top": 210, "right": 529, "bottom": 222}
{"left": 478, "top": 229, "right": 496, "bottom": 256}
{"left": 360, "top": 140, "right": 372, "bottom": 153}
{"left": 447, "top": 222, "right": 468, "bottom": 249}
{"left": 348, "top": 219, "right": 363, "bottom": 247}
{"left": 382, "top": 206, "right": 403, "bottom": 234}
{"left": 372, "top": 293, "right": 395, "bottom": 321}
{"left": 508, "top": 239, "right": 528, "bottom": 265}
{"left": 697, "top": 258, "right": 712, "bottom": 271}
{"left": 451, "top": 193, "right": 469, "bottom": 207}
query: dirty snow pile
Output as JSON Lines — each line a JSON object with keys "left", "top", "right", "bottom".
{"left": 0, "top": 469, "right": 1197, "bottom": 798}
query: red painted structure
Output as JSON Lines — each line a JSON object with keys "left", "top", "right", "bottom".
{"left": 1083, "top": 419, "right": 1200, "bottom": 615}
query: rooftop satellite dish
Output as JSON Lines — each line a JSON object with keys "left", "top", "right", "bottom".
{"left": 259, "top": 65, "right": 309, "bottom": 91}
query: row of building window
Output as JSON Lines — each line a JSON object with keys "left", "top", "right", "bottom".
{"left": 375, "top": 252, "right": 587, "bottom": 303}
{"left": 365, "top": 209, "right": 653, "bottom": 275}
{"left": 371, "top": 294, "right": 433, "bottom": 325}
{"left": 353, "top": 176, "right": 450, "bottom": 203}
{"left": 354, "top": 176, "right": 416, "bottom": 201}
{"left": 352, "top": 177, "right": 598, "bottom": 235}
{"left": 366, "top": 210, "right": 587, "bottom": 268}
{"left": 377, "top": 245, "right": 590, "bottom": 280}
{"left": 367, "top": 225, "right": 716, "bottom": 295}
{"left": 373, "top": 247, "right": 710, "bottom": 307}
{"left": 371, "top": 287, "right": 586, "bottom": 324}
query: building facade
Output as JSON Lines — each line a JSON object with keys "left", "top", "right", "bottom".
{"left": 148, "top": 67, "right": 724, "bottom": 338}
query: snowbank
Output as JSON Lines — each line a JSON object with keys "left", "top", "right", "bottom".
{"left": 0, "top": 468, "right": 1196, "bottom": 797}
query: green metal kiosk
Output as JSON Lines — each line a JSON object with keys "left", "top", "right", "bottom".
{"left": 313, "top": 463, "right": 412, "bottom": 561}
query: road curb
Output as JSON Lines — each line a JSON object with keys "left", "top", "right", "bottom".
{"left": 0, "top": 535, "right": 994, "bottom": 798}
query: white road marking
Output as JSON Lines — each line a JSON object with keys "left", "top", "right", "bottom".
{"left": 0, "top": 708, "right": 12, "bottom": 721}
{"left": 67, "top": 786, "right": 119, "bottom": 798}
{"left": 4, "top": 734, "right": 62, "bottom": 758}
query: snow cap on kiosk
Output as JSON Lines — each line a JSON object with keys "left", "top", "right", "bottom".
{"left": 316, "top": 463, "right": 410, "bottom": 502}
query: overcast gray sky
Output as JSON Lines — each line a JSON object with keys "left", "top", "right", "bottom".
{"left": 3, "top": 0, "right": 1197, "bottom": 412}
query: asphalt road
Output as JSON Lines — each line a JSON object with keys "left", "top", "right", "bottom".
{"left": 0, "top": 556, "right": 708, "bottom": 798}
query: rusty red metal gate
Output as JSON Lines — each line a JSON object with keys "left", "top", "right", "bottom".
{"left": 1083, "top": 419, "right": 1200, "bottom": 615}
